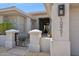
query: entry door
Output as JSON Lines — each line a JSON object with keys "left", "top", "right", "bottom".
{"left": 39, "top": 18, "right": 50, "bottom": 33}
{"left": 70, "top": 7, "right": 79, "bottom": 56}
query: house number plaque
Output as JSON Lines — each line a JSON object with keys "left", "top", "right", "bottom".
{"left": 59, "top": 17, "right": 63, "bottom": 36}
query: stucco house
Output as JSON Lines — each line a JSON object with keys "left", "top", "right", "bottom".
{"left": 0, "top": 6, "right": 32, "bottom": 33}
{"left": 1, "top": 3, "right": 79, "bottom": 56}
{"left": 0, "top": 6, "right": 50, "bottom": 35}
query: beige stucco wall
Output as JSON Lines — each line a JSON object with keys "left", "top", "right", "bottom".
{"left": 0, "top": 16, "right": 3, "bottom": 23}
{"left": 51, "top": 3, "right": 69, "bottom": 41}
{"left": 3, "top": 15, "right": 25, "bottom": 32}
{"left": 50, "top": 3, "right": 70, "bottom": 56}
{"left": 16, "top": 16, "right": 25, "bottom": 32}
{"left": 2, "top": 14, "right": 32, "bottom": 33}
{"left": 0, "top": 9, "right": 29, "bottom": 33}
{"left": 70, "top": 6, "right": 79, "bottom": 56}
{"left": 50, "top": 3, "right": 79, "bottom": 56}
{"left": 31, "top": 19, "right": 38, "bottom": 30}
{"left": 25, "top": 17, "right": 31, "bottom": 33}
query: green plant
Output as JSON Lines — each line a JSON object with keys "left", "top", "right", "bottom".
{"left": 0, "top": 21, "right": 14, "bottom": 35}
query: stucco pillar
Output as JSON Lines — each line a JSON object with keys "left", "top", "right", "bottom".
{"left": 0, "top": 16, "right": 3, "bottom": 23}
{"left": 5, "top": 29, "right": 19, "bottom": 48}
{"left": 28, "top": 29, "right": 42, "bottom": 52}
{"left": 50, "top": 3, "right": 70, "bottom": 56}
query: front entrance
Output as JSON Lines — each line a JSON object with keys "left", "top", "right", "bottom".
{"left": 39, "top": 17, "right": 50, "bottom": 36}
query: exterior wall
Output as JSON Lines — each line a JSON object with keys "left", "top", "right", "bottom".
{"left": 3, "top": 15, "right": 17, "bottom": 29}
{"left": 31, "top": 19, "right": 37, "bottom": 30}
{"left": 26, "top": 17, "right": 31, "bottom": 33}
{"left": 3, "top": 15, "right": 32, "bottom": 33}
{"left": 0, "top": 16, "right": 3, "bottom": 23}
{"left": 16, "top": 16, "right": 25, "bottom": 32}
{"left": 24, "top": 18, "right": 27, "bottom": 32}
{"left": 70, "top": 6, "right": 79, "bottom": 56}
{"left": 3, "top": 16, "right": 9, "bottom": 22}
{"left": 51, "top": 3, "right": 69, "bottom": 41}
{"left": 3, "top": 15, "right": 25, "bottom": 32}
{"left": 50, "top": 3, "right": 70, "bottom": 56}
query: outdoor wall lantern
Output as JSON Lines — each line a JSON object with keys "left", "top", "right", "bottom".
{"left": 58, "top": 4, "right": 65, "bottom": 16}
{"left": 58, "top": 4, "right": 65, "bottom": 37}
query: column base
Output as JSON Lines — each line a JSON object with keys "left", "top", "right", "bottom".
{"left": 50, "top": 40, "right": 70, "bottom": 56}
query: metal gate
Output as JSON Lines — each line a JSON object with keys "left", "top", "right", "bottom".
{"left": 15, "top": 32, "right": 29, "bottom": 47}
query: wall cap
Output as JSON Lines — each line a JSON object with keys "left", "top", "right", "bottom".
{"left": 28, "top": 29, "right": 42, "bottom": 34}
{"left": 5, "top": 29, "right": 19, "bottom": 33}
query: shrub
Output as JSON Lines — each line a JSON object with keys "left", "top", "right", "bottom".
{"left": 0, "top": 22, "right": 14, "bottom": 35}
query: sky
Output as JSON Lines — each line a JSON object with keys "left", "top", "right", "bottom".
{"left": 0, "top": 3, "right": 45, "bottom": 13}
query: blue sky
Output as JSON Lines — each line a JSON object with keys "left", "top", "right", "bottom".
{"left": 0, "top": 3, "right": 45, "bottom": 13}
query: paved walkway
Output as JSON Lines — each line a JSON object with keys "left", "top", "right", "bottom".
{"left": 0, "top": 47, "right": 49, "bottom": 56}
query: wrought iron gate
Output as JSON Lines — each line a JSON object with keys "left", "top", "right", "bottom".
{"left": 15, "top": 33, "right": 29, "bottom": 47}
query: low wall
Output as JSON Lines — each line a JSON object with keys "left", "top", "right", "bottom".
{"left": 40, "top": 37, "right": 52, "bottom": 53}
{"left": 0, "top": 29, "right": 19, "bottom": 48}
{"left": 0, "top": 35, "right": 6, "bottom": 47}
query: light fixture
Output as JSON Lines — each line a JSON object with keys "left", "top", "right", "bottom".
{"left": 58, "top": 4, "right": 65, "bottom": 16}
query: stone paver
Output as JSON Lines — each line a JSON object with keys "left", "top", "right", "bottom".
{"left": 0, "top": 47, "right": 49, "bottom": 56}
